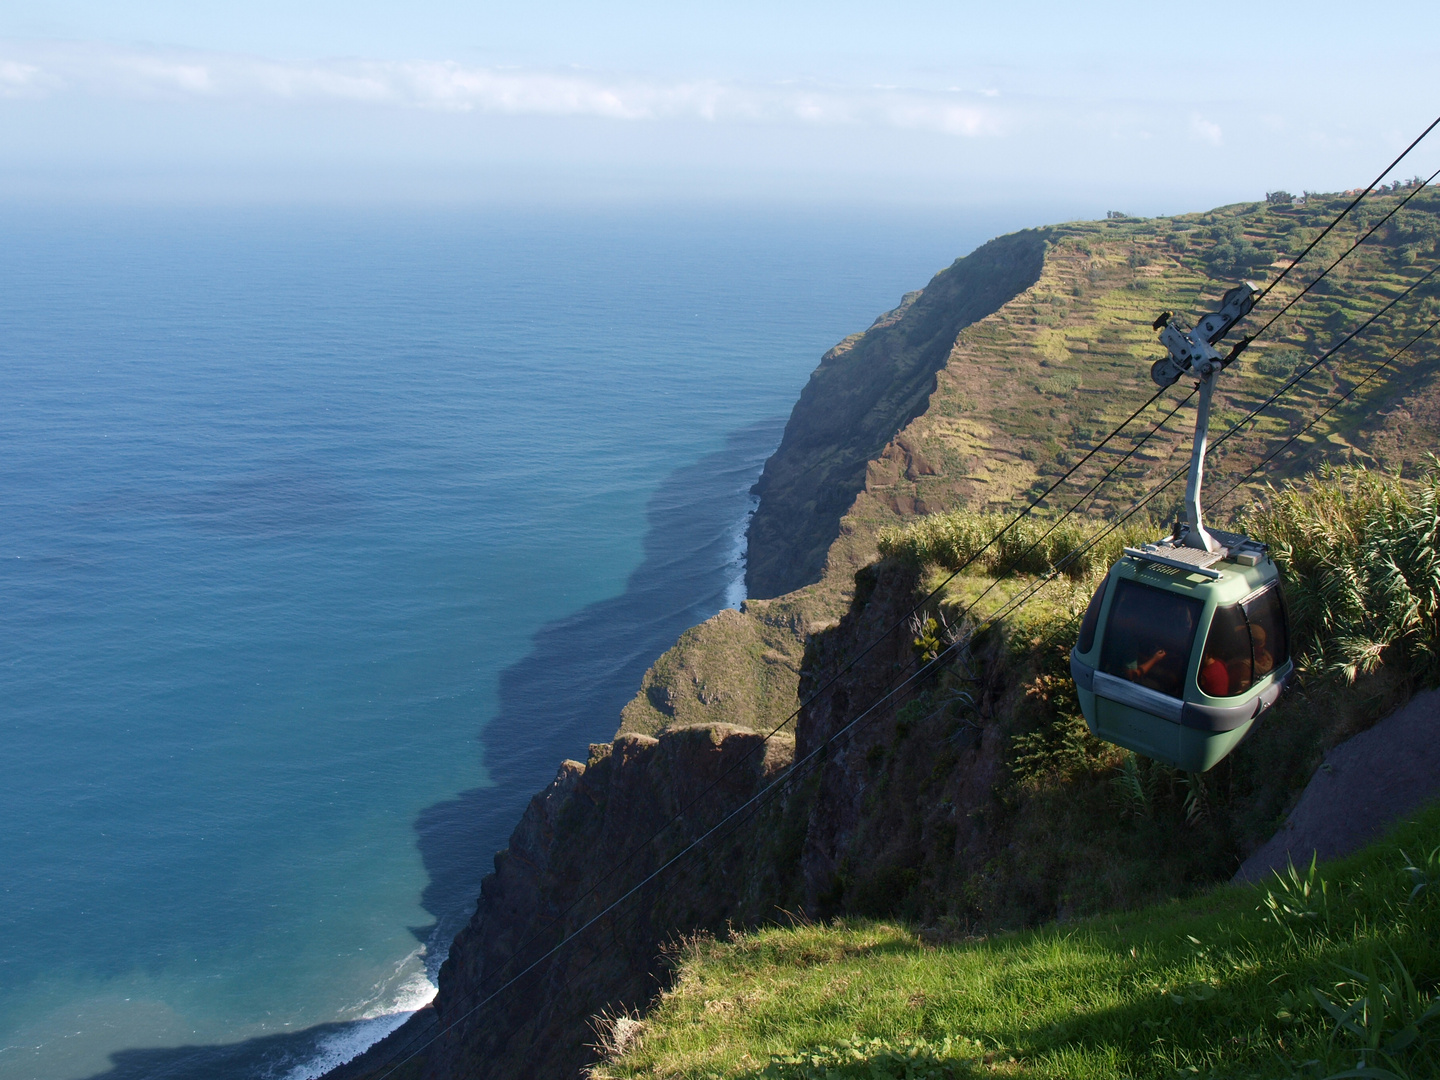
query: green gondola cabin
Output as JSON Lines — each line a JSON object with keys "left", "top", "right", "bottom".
{"left": 1068, "top": 280, "right": 1293, "bottom": 772}
{"left": 1069, "top": 529, "right": 1292, "bottom": 772}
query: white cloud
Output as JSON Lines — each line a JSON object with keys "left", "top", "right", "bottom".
{"left": 0, "top": 58, "right": 49, "bottom": 97}
{"left": 0, "top": 40, "right": 1006, "bottom": 137}
{"left": 1190, "top": 114, "right": 1223, "bottom": 146}
{"left": 1, "top": 36, "right": 1412, "bottom": 209}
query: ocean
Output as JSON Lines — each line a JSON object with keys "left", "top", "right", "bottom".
{"left": 0, "top": 203, "right": 1048, "bottom": 1079}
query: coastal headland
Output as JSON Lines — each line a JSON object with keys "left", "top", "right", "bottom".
{"left": 336, "top": 188, "right": 1440, "bottom": 1079}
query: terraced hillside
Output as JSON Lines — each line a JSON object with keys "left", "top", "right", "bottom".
{"left": 620, "top": 185, "right": 1440, "bottom": 740}
{"left": 854, "top": 190, "right": 1440, "bottom": 526}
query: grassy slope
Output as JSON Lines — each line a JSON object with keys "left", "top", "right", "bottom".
{"left": 806, "top": 468, "right": 1437, "bottom": 932}
{"left": 618, "top": 189, "right": 1440, "bottom": 741}
{"left": 602, "top": 805, "right": 1440, "bottom": 1080}
{"left": 618, "top": 593, "right": 810, "bottom": 736}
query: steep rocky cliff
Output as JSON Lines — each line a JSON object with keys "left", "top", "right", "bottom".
{"left": 420, "top": 726, "right": 799, "bottom": 1079}
{"left": 745, "top": 229, "right": 1050, "bottom": 600}
{"left": 344, "top": 189, "right": 1440, "bottom": 1080}
{"left": 399, "top": 565, "right": 959, "bottom": 1079}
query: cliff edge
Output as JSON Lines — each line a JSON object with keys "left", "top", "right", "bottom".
{"left": 745, "top": 229, "right": 1050, "bottom": 599}
{"left": 340, "top": 188, "right": 1440, "bottom": 1080}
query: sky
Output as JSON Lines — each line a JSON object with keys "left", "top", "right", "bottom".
{"left": 2, "top": 1, "right": 1438, "bottom": 208}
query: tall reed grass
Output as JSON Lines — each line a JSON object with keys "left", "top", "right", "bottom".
{"left": 878, "top": 463, "right": 1440, "bottom": 692}
{"left": 1242, "top": 463, "right": 1440, "bottom": 686}
{"left": 876, "top": 510, "right": 1161, "bottom": 580}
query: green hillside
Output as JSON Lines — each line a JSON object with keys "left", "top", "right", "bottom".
{"left": 597, "top": 806, "right": 1440, "bottom": 1080}
{"left": 619, "top": 185, "right": 1440, "bottom": 742}
{"left": 791, "top": 466, "right": 1440, "bottom": 933}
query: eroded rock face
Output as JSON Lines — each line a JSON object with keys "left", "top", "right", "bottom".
{"left": 745, "top": 230, "right": 1050, "bottom": 600}
{"left": 409, "top": 563, "right": 1016, "bottom": 1080}
{"left": 425, "top": 725, "right": 794, "bottom": 1080}
{"left": 790, "top": 562, "right": 1006, "bottom": 922}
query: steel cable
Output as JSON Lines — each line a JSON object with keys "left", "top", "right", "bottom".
{"left": 357, "top": 122, "right": 1440, "bottom": 1080}
{"left": 987, "top": 262, "right": 1440, "bottom": 627}
{"left": 1206, "top": 316, "right": 1440, "bottom": 513}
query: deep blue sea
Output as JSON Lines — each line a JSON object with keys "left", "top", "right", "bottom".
{"left": 0, "top": 203, "right": 1050, "bottom": 1080}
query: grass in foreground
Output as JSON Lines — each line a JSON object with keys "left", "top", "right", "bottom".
{"left": 598, "top": 805, "right": 1440, "bottom": 1080}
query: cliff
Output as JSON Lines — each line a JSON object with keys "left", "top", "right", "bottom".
{"left": 744, "top": 229, "right": 1051, "bottom": 600}
{"left": 617, "top": 189, "right": 1440, "bottom": 742}
{"left": 343, "top": 188, "right": 1440, "bottom": 1079}
{"left": 421, "top": 725, "right": 796, "bottom": 1079}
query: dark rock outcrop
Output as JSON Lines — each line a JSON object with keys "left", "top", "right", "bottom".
{"left": 1234, "top": 687, "right": 1440, "bottom": 883}
{"left": 792, "top": 563, "right": 1006, "bottom": 921}
{"left": 420, "top": 725, "right": 795, "bottom": 1080}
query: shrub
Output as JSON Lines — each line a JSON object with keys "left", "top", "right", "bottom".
{"left": 1253, "top": 347, "right": 1307, "bottom": 379}
{"left": 877, "top": 509, "right": 1160, "bottom": 581}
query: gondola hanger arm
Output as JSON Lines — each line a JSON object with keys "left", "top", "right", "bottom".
{"left": 1146, "top": 281, "right": 1261, "bottom": 552}
{"left": 1150, "top": 282, "right": 1261, "bottom": 389}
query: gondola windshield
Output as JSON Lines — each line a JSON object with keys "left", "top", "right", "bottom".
{"left": 1099, "top": 580, "right": 1202, "bottom": 699}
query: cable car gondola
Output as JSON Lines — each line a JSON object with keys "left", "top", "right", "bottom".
{"left": 1069, "top": 283, "right": 1293, "bottom": 773}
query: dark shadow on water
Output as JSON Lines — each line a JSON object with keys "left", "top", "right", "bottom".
{"left": 75, "top": 416, "right": 784, "bottom": 1080}
{"left": 73, "top": 1024, "right": 353, "bottom": 1080}
{"left": 412, "top": 414, "right": 786, "bottom": 946}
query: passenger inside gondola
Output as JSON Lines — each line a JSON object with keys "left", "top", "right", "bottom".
{"left": 1251, "top": 624, "right": 1275, "bottom": 676}
{"left": 1197, "top": 603, "right": 1253, "bottom": 698}
{"left": 1194, "top": 587, "right": 1288, "bottom": 698}
{"left": 1099, "top": 579, "right": 1203, "bottom": 699}
{"left": 1244, "top": 585, "right": 1288, "bottom": 674}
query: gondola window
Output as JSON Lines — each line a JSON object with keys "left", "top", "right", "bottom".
{"left": 1198, "top": 603, "right": 1253, "bottom": 698}
{"left": 1099, "top": 579, "right": 1202, "bottom": 699}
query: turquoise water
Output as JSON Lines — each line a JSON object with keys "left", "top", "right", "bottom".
{"left": 0, "top": 205, "right": 1042, "bottom": 1079}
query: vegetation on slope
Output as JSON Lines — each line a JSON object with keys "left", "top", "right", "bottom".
{"left": 598, "top": 807, "right": 1440, "bottom": 1080}
{"left": 621, "top": 185, "right": 1440, "bottom": 745}
{"left": 813, "top": 466, "right": 1440, "bottom": 933}
{"left": 1249, "top": 463, "right": 1440, "bottom": 686}
{"left": 874, "top": 508, "right": 1157, "bottom": 579}
{"left": 881, "top": 185, "right": 1440, "bottom": 521}
{"left": 618, "top": 594, "right": 808, "bottom": 737}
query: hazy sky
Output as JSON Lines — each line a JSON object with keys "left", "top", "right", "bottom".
{"left": 3, "top": 1, "right": 1438, "bottom": 207}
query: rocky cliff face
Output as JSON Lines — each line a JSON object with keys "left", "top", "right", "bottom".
{"left": 420, "top": 725, "right": 797, "bottom": 1080}
{"left": 744, "top": 229, "right": 1050, "bottom": 599}
{"left": 404, "top": 563, "right": 1020, "bottom": 1079}
{"left": 612, "top": 228, "right": 1055, "bottom": 744}
{"left": 345, "top": 192, "right": 1440, "bottom": 1080}
{"left": 790, "top": 563, "right": 1008, "bottom": 922}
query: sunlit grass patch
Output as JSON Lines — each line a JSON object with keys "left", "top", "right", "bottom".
{"left": 600, "top": 807, "right": 1440, "bottom": 1079}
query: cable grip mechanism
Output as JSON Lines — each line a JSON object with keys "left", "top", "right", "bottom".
{"left": 1147, "top": 281, "right": 1260, "bottom": 552}
{"left": 1150, "top": 282, "right": 1260, "bottom": 389}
